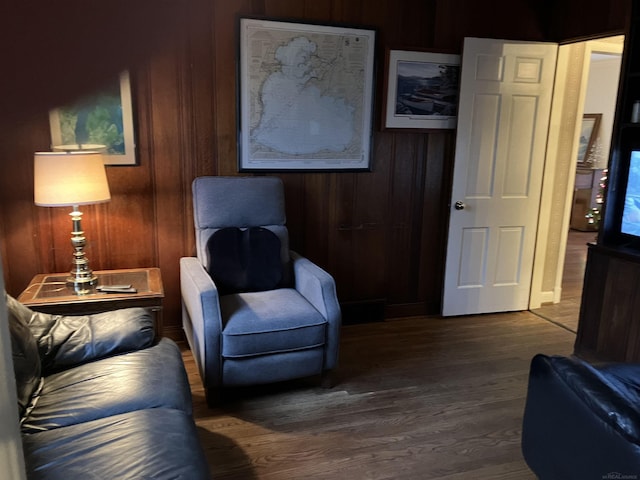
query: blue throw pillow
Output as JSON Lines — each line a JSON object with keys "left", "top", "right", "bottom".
{"left": 206, "top": 227, "right": 283, "bottom": 294}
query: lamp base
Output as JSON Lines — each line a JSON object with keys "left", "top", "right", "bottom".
{"left": 66, "top": 206, "right": 99, "bottom": 295}
{"left": 66, "top": 272, "right": 98, "bottom": 295}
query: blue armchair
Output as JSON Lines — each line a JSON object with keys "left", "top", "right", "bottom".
{"left": 180, "top": 176, "right": 341, "bottom": 406}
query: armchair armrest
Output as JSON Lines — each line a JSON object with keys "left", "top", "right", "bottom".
{"left": 180, "top": 257, "right": 223, "bottom": 387}
{"left": 6, "top": 294, "right": 154, "bottom": 373}
{"left": 291, "top": 251, "right": 341, "bottom": 370}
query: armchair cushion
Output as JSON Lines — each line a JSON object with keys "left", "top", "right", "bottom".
{"left": 207, "top": 226, "right": 283, "bottom": 294}
{"left": 220, "top": 288, "right": 326, "bottom": 358}
{"left": 7, "top": 294, "right": 42, "bottom": 419}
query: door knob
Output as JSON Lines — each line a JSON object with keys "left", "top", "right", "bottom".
{"left": 454, "top": 201, "right": 465, "bottom": 210}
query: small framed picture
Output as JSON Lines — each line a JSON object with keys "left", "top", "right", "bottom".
{"left": 383, "top": 49, "right": 460, "bottom": 130}
{"left": 578, "top": 113, "right": 602, "bottom": 163}
{"left": 49, "top": 71, "right": 137, "bottom": 166}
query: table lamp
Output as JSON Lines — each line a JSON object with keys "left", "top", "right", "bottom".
{"left": 34, "top": 150, "right": 111, "bottom": 294}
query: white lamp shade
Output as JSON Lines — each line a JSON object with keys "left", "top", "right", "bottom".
{"left": 34, "top": 151, "right": 111, "bottom": 206}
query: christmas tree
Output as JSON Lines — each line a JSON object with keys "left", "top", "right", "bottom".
{"left": 585, "top": 168, "right": 608, "bottom": 228}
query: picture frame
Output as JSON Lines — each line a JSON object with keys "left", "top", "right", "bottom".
{"left": 49, "top": 71, "right": 137, "bottom": 166}
{"left": 383, "top": 49, "right": 460, "bottom": 130}
{"left": 578, "top": 113, "right": 602, "bottom": 164}
{"left": 238, "top": 17, "right": 376, "bottom": 171}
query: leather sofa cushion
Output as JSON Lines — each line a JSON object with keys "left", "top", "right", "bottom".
{"left": 207, "top": 226, "right": 283, "bottom": 294}
{"left": 6, "top": 293, "right": 154, "bottom": 374}
{"left": 23, "top": 408, "right": 210, "bottom": 480}
{"left": 6, "top": 293, "right": 42, "bottom": 419}
{"left": 21, "top": 338, "right": 192, "bottom": 433}
{"left": 220, "top": 288, "right": 326, "bottom": 358}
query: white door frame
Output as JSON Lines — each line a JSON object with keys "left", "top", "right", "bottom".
{"left": 529, "top": 37, "right": 624, "bottom": 309}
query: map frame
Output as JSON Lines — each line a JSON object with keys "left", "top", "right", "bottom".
{"left": 238, "top": 17, "right": 376, "bottom": 172}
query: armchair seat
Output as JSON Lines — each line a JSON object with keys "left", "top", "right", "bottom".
{"left": 221, "top": 288, "right": 327, "bottom": 358}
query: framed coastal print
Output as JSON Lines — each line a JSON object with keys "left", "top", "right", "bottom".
{"left": 49, "top": 71, "right": 137, "bottom": 166}
{"left": 238, "top": 17, "right": 376, "bottom": 171}
{"left": 384, "top": 49, "right": 460, "bottom": 130}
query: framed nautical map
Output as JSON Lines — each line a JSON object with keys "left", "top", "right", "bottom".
{"left": 238, "top": 18, "right": 376, "bottom": 171}
{"left": 383, "top": 49, "right": 460, "bottom": 130}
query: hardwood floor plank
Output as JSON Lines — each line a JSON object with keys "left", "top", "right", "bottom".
{"left": 184, "top": 311, "right": 574, "bottom": 479}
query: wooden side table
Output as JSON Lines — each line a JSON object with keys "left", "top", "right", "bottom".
{"left": 18, "top": 268, "right": 164, "bottom": 336}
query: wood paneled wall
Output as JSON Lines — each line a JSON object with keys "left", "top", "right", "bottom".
{"left": 0, "top": 0, "right": 627, "bottom": 338}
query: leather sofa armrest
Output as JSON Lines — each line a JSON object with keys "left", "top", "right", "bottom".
{"left": 522, "top": 353, "right": 640, "bottom": 478}
{"left": 6, "top": 294, "right": 154, "bottom": 373}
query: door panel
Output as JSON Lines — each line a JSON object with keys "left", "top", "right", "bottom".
{"left": 459, "top": 227, "right": 488, "bottom": 287}
{"left": 443, "top": 38, "right": 558, "bottom": 316}
{"left": 495, "top": 226, "right": 523, "bottom": 285}
{"left": 466, "top": 94, "right": 500, "bottom": 197}
{"left": 504, "top": 96, "right": 536, "bottom": 196}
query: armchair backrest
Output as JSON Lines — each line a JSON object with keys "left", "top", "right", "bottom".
{"left": 192, "top": 176, "right": 291, "bottom": 275}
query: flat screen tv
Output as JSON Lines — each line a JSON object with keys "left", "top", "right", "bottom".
{"left": 621, "top": 150, "right": 640, "bottom": 237}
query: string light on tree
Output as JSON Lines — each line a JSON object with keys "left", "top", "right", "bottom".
{"left": 585, "top": 168, "right": 608, "bottom": 227}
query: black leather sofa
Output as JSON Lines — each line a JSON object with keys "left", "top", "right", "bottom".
{"left": 522, "top": 353, "right": 640, "bottom": 479}
{"left": 7, "top": 293, "right": 210, "bottom": 479}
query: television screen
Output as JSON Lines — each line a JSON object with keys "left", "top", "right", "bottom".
{"left": 622, "top": 150, "right": 640, "bottom": 236}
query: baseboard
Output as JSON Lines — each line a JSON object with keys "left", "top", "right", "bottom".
{"left": 384, "top": 302, "right": 434, "bottom": 319}
{"left": 539, "top": 290, "right": 557, "bottom": 305}
{"left": 161, "top": 325, "right": 186, "bottom": 342}
{"left": 340, "top": 300, "right": 440, "bottom": 324}
{"left": 340, "top": 300, "right": 386, "bottom": 325}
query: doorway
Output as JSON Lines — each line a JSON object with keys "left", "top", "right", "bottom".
{"left": 530, "top": 36, "right": 624, "bottom": 330}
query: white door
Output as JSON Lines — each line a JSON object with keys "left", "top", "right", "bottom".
{"left": 442, "top": 38, "right": 558, "bottom": 316}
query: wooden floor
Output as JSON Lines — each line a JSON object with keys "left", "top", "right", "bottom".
{"left": 530, "top": 230, "right": 595, "bottom": 332}
{"left": 183, "top": 310, "right": 576, "bottom": 479}
{"left": 182, "top": 231, "right": 592, "bottom": 478}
